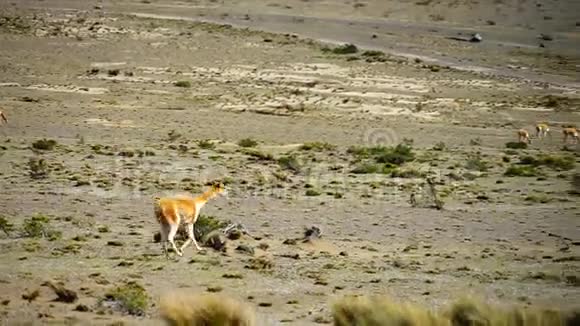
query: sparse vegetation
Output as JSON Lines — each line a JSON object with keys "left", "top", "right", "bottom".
{"left": 0, "top": 216, "right": 14, "bottom": 236}
{"left": 525, "top": 194, "right": 553, "bottom": 204}
{"left": 103, "top": 282, "right": 148, "bottom": 316}
{"left": 391, "top": 168, "right": 425, "bottom": 178}
{"left": 351, "top": 162, "right": 395, "bottom": 174}
{"left": 505, "top": 141, "right": 528, "bottom": 149}
{"left": 159, "top": 292, "right": 255, "bottom": 326}
{"left": 243, "top": 149, "right": 274, "bottom": 161}
{"left": 305, "top": 189, "right": 321, "bottom": 196}
{"left": 504, "top": 165, "right": 539, "bottom": 177}
{"left": 299, "top": 141, "right": 336, "bottom": 151}
{"left": 348, "top": 142, "right": 415, "bottom": 166}
{"left": 174, "top": 80, "right": 192, "bottom": 88}
{"left": 28, "top": 158, "right": 49, "bottom": 179}
{"left": 197, "top": 139, "right": 216, "bottom": 150}
{"left": 322, "top": 43, "right": 358, "bottom": 55}
{"left": 519, "top": 154, "right": 575, "bottom": 171}
{"left": 22, "top": 214, "right": 61, "bottom": 240}
{"left": 278, "top": 154, "right": 302, "bottom": 172}
{"left": 465, "top": 153, "right": 489, "bottom": 172}
{"left": 432, "top": 141, "right": 447, "bottom": 151}
{"left": 195, "top": 214, "right": 229, "bottom": 241}
{"left": 32, "top": 138, "right": 57, "bottom": 150}
{"left": 238, "top": 138, "right": 258, "bottom": 148}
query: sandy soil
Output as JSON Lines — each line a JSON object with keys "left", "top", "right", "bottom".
{"left": 0, "top": 0, "right": 579, "bottom": 325}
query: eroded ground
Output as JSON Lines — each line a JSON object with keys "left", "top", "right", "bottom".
{"left": 0, "top": 1, "right": 579, "bottom": 325}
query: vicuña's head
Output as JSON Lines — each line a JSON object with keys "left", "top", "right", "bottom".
{"left": 209, "top": 181, "right": 228, "bottom": 198}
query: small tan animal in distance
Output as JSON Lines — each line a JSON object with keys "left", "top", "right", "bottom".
{"left": 0, "top": 110, "right": 7, "bottom": 124}
{"left": 154, "top": 182, "right": 228, "bottom": 259}
{"left": 535, "top": 123, "right": 550, "bottom": 139}
{"left": 517, "top": 129, "right": 531, "bottom": 144}
{"left": 563, "top": 127, "right": 579, "bottom": 144}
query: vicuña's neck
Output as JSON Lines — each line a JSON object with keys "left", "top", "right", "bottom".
{"left": 196, "top": 188, "right": 217, "bottom": 204}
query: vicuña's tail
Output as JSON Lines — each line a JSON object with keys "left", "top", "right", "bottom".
{"left": 153, "top": 196, "right": 163, "bottom": 224}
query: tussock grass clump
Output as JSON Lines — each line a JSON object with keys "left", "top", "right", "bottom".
{"left": 242, "top": 149, "right": 274, "bottom": 161}
{"left": 525, "top": 194, "right": 553, "bottom": 204}
{"left": 103, "top": 282, "right": 148, "bottom": 316}
{"left": 305, "top": 189, "right": 321, "bottom": 196}
{"left": 348, "top": 143, "right": 415, "bottom": 166}
{"left": 32, "top": 138, "right": 57, "bottom": 150}
{"left": 0, "top": 216, "right": 14, "bottom": 236}
{"left": 332, "top": 295, "right": 578, "bottom": 326}
{"left": 351, "top": 162, "right": 395, "bottom": 174}
{"left": 443, "top": 297, "right": 575, "bottom": 326}
{"left": 332, "top": 295, "right": 449, "bottom": 326}
{"left": 28, "top": 157, "right": 49, "bottom": 179}
{"left": 300, "top": 142, "right": 336, "bottom": 151}
{"left": 505, "top": 165, "right": 539, "bottom": 177}
{"left": 174, "top": 80, "right": 191, "bottom": 88}
{"left": 195, "top": 215, "right": 229, "bottom": 241}
{"left": 278, "top": 154, "right": 302, "bottom": 172}
{"left": 505, "top": 141, "right": 528, "bottom": 149}
{"left": 322, "top": 43, "right": 358, "bottom": 55}
{"left": 465, "top": 153, "right": 489, "bottom": 172}
{"left": 22, "top": 214, "right": 61, "bottom": 240}
{"left": 519, "top": 155, "right": 575, "bottom": 171}
{"left": 197, "top": 139, "right": 216, "bottom": 150}
{"left": 159, "top": 291, "right": 256, "bottom": 326}
{"left": 238, "top": 138, "right": 258, "bottom": 148}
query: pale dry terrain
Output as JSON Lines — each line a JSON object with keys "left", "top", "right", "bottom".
{"left": 0, "top": 0, "right": 579, "bottom": 325}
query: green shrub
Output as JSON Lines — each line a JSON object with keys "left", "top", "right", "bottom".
{"left": 432, "top": 142, "right": 447, "bottom": 151}
{"left": 525, "top": 194, "right": 552, "bottom": 204}
{"left": 465, "top": 154, "right": 489, "bottom": 172}
{"left": 195, "top": 215, "right": 229, "bottom": 241}
{"left": 299, "top": 142, "right": 336, "bottom": 151}
{"left": 103, "top": 282, "right": 148, "bottom": 316}
{"left": 505, "top": 142, "right": 527, "bottom": 149}
{"left": 197, "top": 139, "right": 215, "bottom": 150}
{"left": 322, "top": 43, "right": 358, "bottom": 55}
{"left": 351, "top": 163, "right": 395, "bottom": 174}
{"left": 504, "top": 165, "right": 538, "bottom": 177}
{"left": 278, "top": 155, "right": 302, "bottom": 172}
{"left": 174, "top": 80, "right": 191, "bottom": 88}
{"left": 32, "top": 138, "right": 57, "bottom": 150}
{"left": 28, "top": 158, "right": 49, "bottom": 179}
{"left": 391, "top": 168, "right": 425, "bottom": 178}
{"left": 243, "top": 149, "right": 274, "bottom": 161}
{"left": 22, "top": 214, "right": 50, "bottom": 238}
{"left": 238, "top": 138, "right": 258, "bottom": 148}
{"left": 305, "top": 189, "right": 321, "bottom": 196}
{"left": 0, "top": 216, "right": 14, "bottom": 236}
{"left": 361, "top": 50, "right": 385, "bottom": 57}
{"left": 518, "top": 154, "right": 575, "bottom": 171}
{"left": 536, "top": 155, "right": 575, "bottom": 171}
{"left": 347, "top": 143, "right": 415, "bottom": 166}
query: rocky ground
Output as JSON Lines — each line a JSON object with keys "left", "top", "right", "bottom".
{"left": 0, "top": 1, "right": 579, "bottom": 325}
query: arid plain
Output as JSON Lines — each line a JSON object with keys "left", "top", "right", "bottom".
{"left": 0, "top": 0, "right": 579, "bottom": 325}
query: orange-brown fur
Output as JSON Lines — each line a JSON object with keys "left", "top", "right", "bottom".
{"left": 0, "top": 110, "right": 7, "bottom": 124}
{"left": 517, "top": 129, "right": 531, "bottom": 144}
{"left": 154, "top": 182, "right": 227, "bottom": 258}
{"left": 563, "top": 127, "right": 579, "bottom": 144}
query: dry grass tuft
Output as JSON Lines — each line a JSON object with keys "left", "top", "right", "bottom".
{"left": 159, "top": 291, "right": 256, "bottom": 326}
{"left": 443, "top": 297, "right": 577, "bottom": 326}
{"left": 332, "top": 295, "right": 450, "bottom": 326}
{"left": 332, "top": 295, "right": 579, "bottom": 326}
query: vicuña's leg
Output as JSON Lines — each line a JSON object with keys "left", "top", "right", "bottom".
{"left": 160, "top": 223, "right": 170, "bottom": 259}
{"left": 180, "top": 223, "right": 193, "bottom": 252}
{"left": 167, "top": 223, "right": 182, "bottom": 257}
{"left": 191, "top": 223, "right": 203, "bottom": 250}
